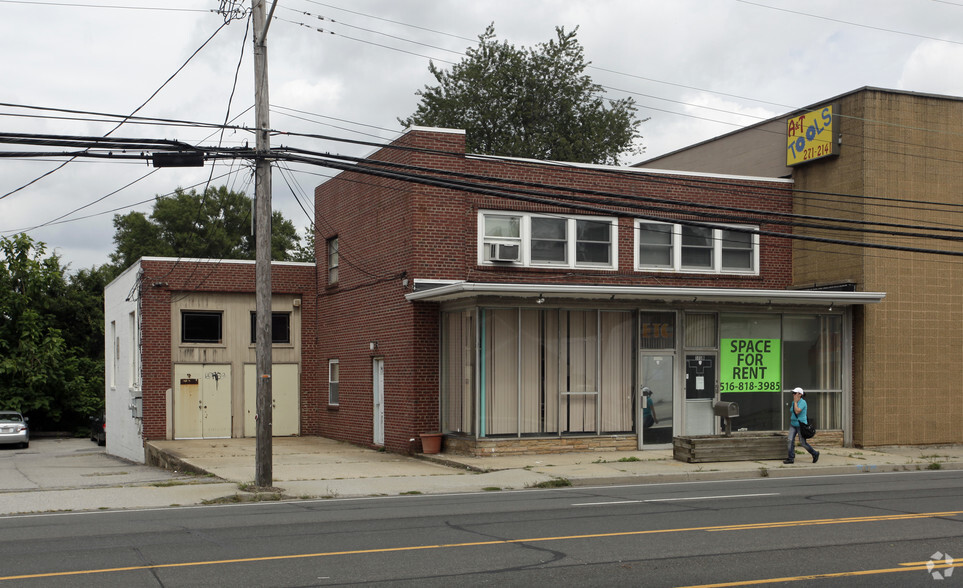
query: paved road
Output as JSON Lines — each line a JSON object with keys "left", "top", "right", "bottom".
{"left": 1, "top": 469, "right": 960, "bottom": 586}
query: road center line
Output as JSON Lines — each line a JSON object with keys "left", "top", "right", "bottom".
{"left": 2, "top": 509, "right": 960, "bottom": 582}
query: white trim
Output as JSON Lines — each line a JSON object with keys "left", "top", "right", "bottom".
{"left": 478, "top": 210, "right": 618, "bottom": 270}
{"left": 406, "top": 281, "right": 886, "bottom": 306}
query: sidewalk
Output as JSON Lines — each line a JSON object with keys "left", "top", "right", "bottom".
{"left": 2, "top": 437, "right": 961, "bottom": 516}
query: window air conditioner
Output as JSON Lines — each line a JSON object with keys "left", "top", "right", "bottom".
{"left": 489, "top": 243, "right": 520, "bottom": 262}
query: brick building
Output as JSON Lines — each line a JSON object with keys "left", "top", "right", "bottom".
{"left": 106, "top": 123, "right": 894, "bottom": 462}
{"left": 637, "top": 87, "right": 963, "bottom": 447}
{"left": 104, "top": 258, "right": 317, "bottom": 463}
{"left": 313, "top": 127, "right": 881, "bottom": 456}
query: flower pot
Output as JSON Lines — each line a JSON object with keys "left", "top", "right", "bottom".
{"left": 419, "top": 432, "right": 443, "bottom": 454}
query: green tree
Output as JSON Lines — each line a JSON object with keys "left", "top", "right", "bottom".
{"left": 291, "top": 225, "right": 316, "bottom": 263}
{"left": 0, "top": 234, "right": 76, "bottom": 420}
{"left": 110, "top": 185, "right": 303, "bottom": 270}
{"left": 400, "top": 25, "right": 644, "bottom": 165}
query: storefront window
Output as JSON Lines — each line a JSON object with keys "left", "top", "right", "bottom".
{"left": 720, "top": 314, "right": 782, "bottom": 430}
{"left": 783, "top": 315, "right": 843, "bottom": 430}
{"left": 440, "top": 311, "right": 474, "bottom": 435}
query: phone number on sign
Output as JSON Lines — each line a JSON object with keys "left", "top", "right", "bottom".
{"left": 721, "top": 381, "right": 781, "bottom": 392}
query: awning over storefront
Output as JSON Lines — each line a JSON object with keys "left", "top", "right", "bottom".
{"left": 405, "top": 280, "right": 886, "bottom": 306}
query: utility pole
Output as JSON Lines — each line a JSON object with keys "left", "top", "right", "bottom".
{"left": 252, "top": 0, "right": 277, "bottom": 488}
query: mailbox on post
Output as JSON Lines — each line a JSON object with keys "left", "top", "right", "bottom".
{"left": 713, "top": 401, "right": 740, "bottom": 437}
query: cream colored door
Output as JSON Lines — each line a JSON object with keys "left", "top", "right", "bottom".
{"left": 174, "top": 364, "right": 231, "bottom": 439}
{"left": 174, "top": 364, "right": 203, "bottom": 439}
{"left": 201, "top": 366, "right": 231, "bottom": 438}
{"left": 244, "top": 364, "right": 300, "bottom": 437}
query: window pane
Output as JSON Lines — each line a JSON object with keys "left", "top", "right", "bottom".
{"left": 575, "top": 219, "right": 611, "bottom": 264}
{"left": 182, "top": 312, "right": 221, "bottom": 343}
{"left": 681, "top": 226, "right": 712, "bottom": 268}
{"left": 783, "top": 315, "right": 842, "bottom": 390}
{"left": 532, "top": 217, "right": 566, "bottom": 239}
{"left": 577, "top": 219, "right": 610, "bottom": 241}
{"left": 328, "top": 237, "right": 339, "bottom": 284}
{"left": 721, "top": 229, "right": 753, "bottom": 270}
{"left": 485, "top": 215, "right": 520, "bottom": 238}
{"left": 250, "top": 312, "right": 291, "bottom": 344}
{"left": 640, "top": 311, "right": 675, "bottom": 349}
{"left": 531, "top": 217, "right": 567, "bottom": 263}
{"left": 576, "top": 242, "right": 610, "bottom": 263}
{"left": 531, "top": 240, "right": 567, "bottom": 262}
{"left": 328, "top": 361, "right": 339, "bottom": 405}
{"left": 638, "top": 224, "right": 673, "bottom": 268}
{"left": 684, "top": 313, "right": 717, "bottom": 348}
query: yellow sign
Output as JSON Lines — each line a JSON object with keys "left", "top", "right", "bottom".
{"left": 786, "top": 105, "right": 837, "bottom": 166}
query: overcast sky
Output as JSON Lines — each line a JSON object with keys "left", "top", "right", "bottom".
{"left": 2, "top": 0, "right": 962, "bottom": 271}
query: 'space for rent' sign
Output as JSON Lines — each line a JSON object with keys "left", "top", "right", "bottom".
{"left": 720, "top": 339, "right": 782, "bottom": 393}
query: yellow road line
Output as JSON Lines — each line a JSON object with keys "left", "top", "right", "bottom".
{"left": 2, "top": 510, "right": 960, "bottom": 581}
{"left": 678, "top": 562, "right": 954, "bottom": 587}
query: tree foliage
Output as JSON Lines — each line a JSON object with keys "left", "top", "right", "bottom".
{"left": 0, "top": 234, "right": 103, "bottom": 426}
{"left": 110, "top": 185, "right": 302, "bottom": 270}
{"left": 400, "top": 25, "right": 644, "bottom": 165}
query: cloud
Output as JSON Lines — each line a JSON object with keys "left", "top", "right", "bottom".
{"left": 898, "top": 40, "right": 963, "bottom": 97}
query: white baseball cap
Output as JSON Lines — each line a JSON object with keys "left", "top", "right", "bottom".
{"left": 792, "top": 387, "right": 805, "bottom": 395}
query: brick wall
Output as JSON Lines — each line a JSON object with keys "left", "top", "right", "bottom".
{"left": 314, "top": 128, "right": 793, "bottom": 453}
{"left": 137, "top": 259, "right": 317, "bottom": 440}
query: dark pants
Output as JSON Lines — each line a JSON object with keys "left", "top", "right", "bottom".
{"left": 787, "top": 424, "right": 816, "bottom": 461}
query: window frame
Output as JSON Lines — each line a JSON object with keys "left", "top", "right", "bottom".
{"left": 478, "top": 210, "right": 618, "bottom": 270}
{"left": 249, "top": 311, "right": 292, "bottom": 345}
{"left": 327, "top": 236, "right": 339, "bottom": 285}
{"left": 328, "top": 359, "right": 340, "bottom": 406}
{"left": 181, "top": 311, "right": 223, "bottom": 344}
{"left": 634, "top": 221, "right": 759, "bottom": 275}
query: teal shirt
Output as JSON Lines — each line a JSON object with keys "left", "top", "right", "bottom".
{"left": 790, "top": 398, "right": 808, "bottom": 427}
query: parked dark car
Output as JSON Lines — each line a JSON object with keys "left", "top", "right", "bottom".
{"left": 90, "top": 414, "right": 106, "bottom": 446}
{"left": 0, "top": 411, "right": 29, "bottom": 448}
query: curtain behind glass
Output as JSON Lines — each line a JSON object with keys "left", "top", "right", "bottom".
{"left": 600, "top": 311, "right": 633, "bottom": 433}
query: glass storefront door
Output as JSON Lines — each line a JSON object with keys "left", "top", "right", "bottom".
{"left": 639, "top": 354, "right": 674, "bottom": 447}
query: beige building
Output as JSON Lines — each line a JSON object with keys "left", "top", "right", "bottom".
{"left": 637, "top": 87, "right": 963, "bottom": 447}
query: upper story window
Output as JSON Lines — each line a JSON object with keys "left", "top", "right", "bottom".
{"left": 181, "top": 311, "right": 222, "bottom": 344}
{"left": 327, "top": 236, "right": 339, "bottom": 285}
{"left": 636, "top": 221, "right": 758, "bottom": 274}
{"left": 249, "top": 312, "right": 291, "bottom": 344}
{"left": 479, "top": 211, "right": 617, "bottom": 269}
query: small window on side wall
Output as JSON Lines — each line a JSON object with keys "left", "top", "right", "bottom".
{"left": 249, "top": 312, "right": 291, "bottom": 344}
{"left": 182, "top": 311, "right": 222, "bottom": 343}
{"left": 328, "top": 359, "right": 340, "bottom": 405}
{"left": 327, "top": 237, "right": 339, "bottom": 285}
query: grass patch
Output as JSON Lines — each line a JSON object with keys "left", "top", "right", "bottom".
{"left": 927, "top": 462, "right": 943, "bottom": 470}
{"left": 400, "top": 490, "right": 423, "bottom": 495}
{"left": 151, "top": 480, "right": 189, "bottom": 487}
{"left": 529, "top": 478, "right": 572, "bottom": 489}
{"left": 617, "top": 456, "right": 641, "bottom": 463}
{"left": 482, "top": 487, "right": 502, "bottom": 492}
{"left": 758, "top": 467, "right": 769, "bottom": 478}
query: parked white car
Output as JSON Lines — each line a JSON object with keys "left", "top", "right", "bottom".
{"left": 0, "top": 411, "right": 29, "bottom": 448}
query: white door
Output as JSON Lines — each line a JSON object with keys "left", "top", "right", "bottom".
{"left": 373, "top": 358, "right": 384, "bottom": 446}
{"left": 243, "top": 364, "right": 300, "bottom": 437}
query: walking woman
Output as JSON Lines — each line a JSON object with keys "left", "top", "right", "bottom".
{"left": 784, "top": 387, "right": 819, "bottom": 464}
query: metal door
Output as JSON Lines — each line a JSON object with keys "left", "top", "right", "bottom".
{"left": 174, "top": 364, "right": 231, "bottom": 439}
{"left": 243, "top": 363, "right": 300, "bottom": 437}
{"left": 684, "top": 354, "right": 716, "bottom": 435}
